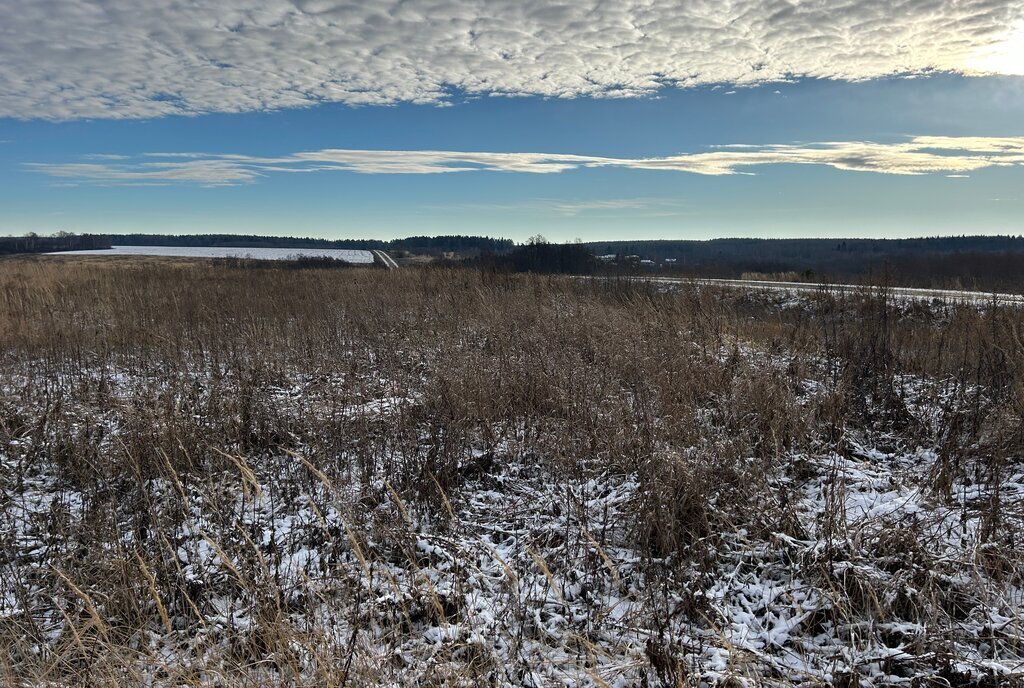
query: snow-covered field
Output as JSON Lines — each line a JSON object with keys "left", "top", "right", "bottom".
{"left": 4, "top": 363, "right": 1020, "bottom": 686}
{"left": 51, "top": 244, "right": 376, "bottom": 263}
{"left": 1, "top": 263, "right": 1021, "bottom": 686}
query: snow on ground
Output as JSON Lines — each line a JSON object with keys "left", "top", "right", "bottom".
{"left": 1, "top": 357, "right": 1022, "bottom": 686}
{"left": 49, "top": 245, "right": 376, "bottom": 263}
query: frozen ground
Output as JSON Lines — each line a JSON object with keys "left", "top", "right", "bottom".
{"left": 49, "top": 245, "right": 376, "bottom": 263}
{"left": 1, "top": 262, "right": 1021, "bottom": 685}
{"left": 2, "top": 360, "right": 1021, "bottom": 686}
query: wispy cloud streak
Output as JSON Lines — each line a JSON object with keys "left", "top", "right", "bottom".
{"left": 26, "top": 136, "right": 1024, "bottom": 187}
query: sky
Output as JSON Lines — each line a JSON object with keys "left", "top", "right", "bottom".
{"left": 1, "top": 1, "right": 1024, "bottom": 242}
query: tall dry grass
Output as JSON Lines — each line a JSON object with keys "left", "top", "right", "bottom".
{"left": 0, "top": 256, "right": 1021, "bottom": 686}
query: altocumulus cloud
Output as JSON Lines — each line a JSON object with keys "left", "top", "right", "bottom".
{"left": 26, "top": 136, "right": 1024, "bottom": 186}
{"left": 1, "top": 0, "right": 1023, "bottom": 120}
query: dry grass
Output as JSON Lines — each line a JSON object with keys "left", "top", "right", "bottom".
{"left": 0, "top": 257, "right": 1022, "bottom": 686}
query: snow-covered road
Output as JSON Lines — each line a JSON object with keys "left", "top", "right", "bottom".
{"left": 639, "top": 276, "right": 1024, "bottom": 305}
{"left": 372, "top": 249, "right": 400, "bottom": 269}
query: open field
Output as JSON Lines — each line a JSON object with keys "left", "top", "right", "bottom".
{"left": 49, "top": 246, "right": 376, "bottom": 264}
{"left": 1, "top": 258, "right": 1022, "bottom": 686}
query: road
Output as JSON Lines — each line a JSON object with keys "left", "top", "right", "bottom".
{"left": 629, "top": 276, "right": 1024, "bottom": 306}
{"left": 373, "top": 249, "right": 400, "bottom": 269}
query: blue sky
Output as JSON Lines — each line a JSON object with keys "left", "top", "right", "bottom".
{"left": 2, "top": 1, "right": 1023, "bottom": 242}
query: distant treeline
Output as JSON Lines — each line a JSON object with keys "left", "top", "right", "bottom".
{"left": 478, "top": 241, "right": 597, "bottom": 274}
{"left": 6, "top": 231, "right": 1022, "bottom": 292}
{"left": 0, "top": 233, "right": 111, "bottom": 256}
{"left": 112, "top": 233, "right": 514, "bottom": 254}
{"left": 585, "top": 236, "right": 1024, "bottom": 293}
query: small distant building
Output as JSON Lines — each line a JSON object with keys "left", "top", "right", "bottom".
{"left": 664, "top": 258, "right": 678, "bottom": 263}
{"left": 597, "top": 254, "right": 618, "bottom": 262}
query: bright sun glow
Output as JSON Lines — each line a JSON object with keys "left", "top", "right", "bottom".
{"left": 969, "top": 23, "right": 1024, "bottom": 75}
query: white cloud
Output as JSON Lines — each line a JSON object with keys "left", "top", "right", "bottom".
{"left": 549, "top": 199, "right": 672, "bottom": 216}
{"left": 25, "top": 160, "right": 265, "bottom": 186}
{"left": 26, "top": 136, "right": 1024, "bottom": 185}
{"left": 1, "top": 1, "right": 1023, "bottom": 120}
{"left": 431, "top": 198, "right": 688, "bottom": 216}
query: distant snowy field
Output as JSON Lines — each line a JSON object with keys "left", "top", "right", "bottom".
{"left": 52, "top": 245, "right": 376, "bottom": 263}
{"left": 631, "top": 276, "right": 1024, "bottom": 306}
